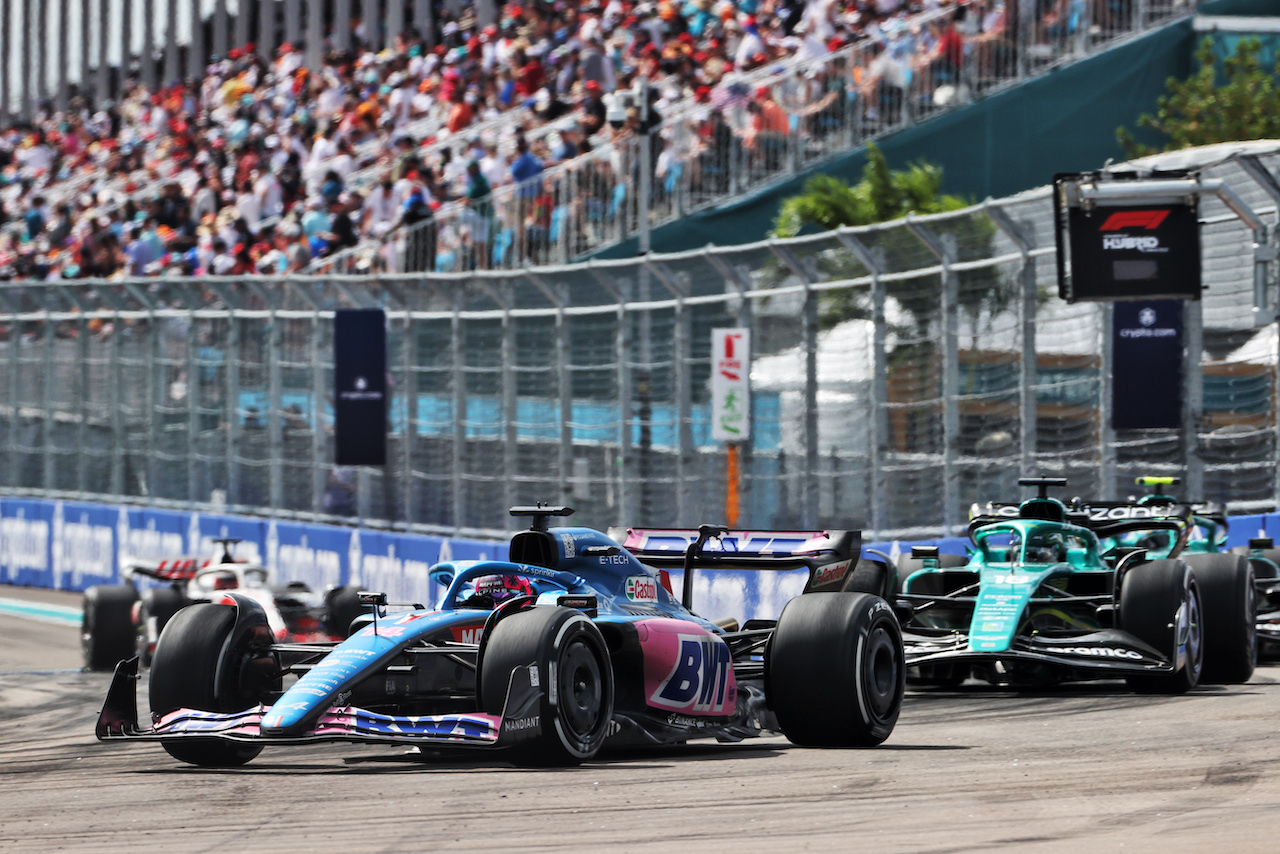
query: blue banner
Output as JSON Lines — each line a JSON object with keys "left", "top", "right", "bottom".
{"left": 7, "top": 497, "right": 1280, "bottom": 626}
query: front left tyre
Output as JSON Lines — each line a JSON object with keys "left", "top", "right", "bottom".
{"left": 1120, "top": 559, "right": 1203, "bottom": 694}
{"left": 478, "top": 606, "right": 614, "bottom": 766}
{"left": 149, "top": 603, "right": 266, "bottom": 767}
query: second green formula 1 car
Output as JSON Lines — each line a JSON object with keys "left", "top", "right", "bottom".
{"left": 896, "top": 478, "right": 1256, "bottom": 692}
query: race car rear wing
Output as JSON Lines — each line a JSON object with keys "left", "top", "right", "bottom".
{"left": 608, "top": 525, "right": 861, "bottom": 609}
{"left": 123, "top": 556, "right": 208, "bottom": 582}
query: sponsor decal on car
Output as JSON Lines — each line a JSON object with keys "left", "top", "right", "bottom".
{"left": 449, "top": 625, "right": 482, "bottom": 643}
{"left": 813, "top": 559, "right": 851, "bottom": 587}
{"left": 503, "top": 716, "right": 540, "bottom": 732}
{"left": 559, "top": 533, "right": 576, "bottom": 559}
{"left": 626, "top": 575, "right": 658, "bottom": 602}
{"left": 640, "top": 620, "right": 737, "bottom": 715}
{"left": 1059, "top": 646, "right": 1143, "bottom": 660}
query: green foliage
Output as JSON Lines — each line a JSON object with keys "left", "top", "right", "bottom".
{"left": 772, "top": 144, "right": 969, "bottom": 239}
{"left": 1117, "top": 37, "right": 1280, "bottom": 158}
{"left": 770, "top": 144, "right": 1007, "bottom": 334}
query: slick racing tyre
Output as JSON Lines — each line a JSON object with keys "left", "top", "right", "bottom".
{"left": 1120, "top": 560, "right": 1203, "bottom": 694}
{"left": 149, "top": 603, "right": 265, "bottom": 767}
{"left": 136, "top": 586, "right": 187, "bottom": 667}
{"left": 479, "top": 606, "right": 614, "bottom": 767}
{"left": 1183, "top": 553, "right": 1256, "bottom": 684}
{"left": 325, "top": 585, "right": 365, "bottom": 638}
{"left": 81, "top": 584, "right": 138, "bottom": 672}
{"left": 766, "top": 592, "right": 904, "bottom": 747}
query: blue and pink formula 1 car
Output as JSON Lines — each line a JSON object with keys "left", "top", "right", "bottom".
{"left": 96, "top": 506, "right": 905, "bottom": 767}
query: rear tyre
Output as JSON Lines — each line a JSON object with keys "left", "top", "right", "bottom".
{"left": 150, "top": 603, "right": 264, "bottom": 767}
{"left": 1184, "top": 553, "right": 1256, "bottom": 684}
{"left": 136, "top": 586, "right": 187, "bottom": 667}
{"left": 1120, "top": 560, "right": 1203, "bottom": 694}
{"left": 479, "top": 606, "right": 614, "bottom": 766}
{"left": 82, "top": 585, "right": 138, "bottom": 671}
{"left": 767, "top": 592, "right": 904, "bottom": 746}
{"left": 325, "top": 585, "right": 365, "bottom": 638}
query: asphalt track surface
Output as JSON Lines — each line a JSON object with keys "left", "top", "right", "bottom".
{"left": 2, "top": 584, "right": 1278, "bottom": 854}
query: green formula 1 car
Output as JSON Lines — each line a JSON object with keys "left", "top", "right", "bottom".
{"left": 896, "top": 478, "right": 1255, "bottom": 692}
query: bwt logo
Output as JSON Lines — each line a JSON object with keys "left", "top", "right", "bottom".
{"left": 1099, "top": 210, "right": 1169, "bottom": 231}
{"left": 651, "top": 635, "right": 733, "bottom": 712}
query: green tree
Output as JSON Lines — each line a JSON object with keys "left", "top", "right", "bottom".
{"left": 771, "top": 143, "right": 1006, "bottom": 333}
{"left": 1117, "top": 36, "right": 1280, "bottom": 158}
{"left": 773, "top": 143, "right": 970, "bottom": 240}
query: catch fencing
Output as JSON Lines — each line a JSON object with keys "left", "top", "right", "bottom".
{"left": 1, "top": 142, "right": 1278, "bottom": 540}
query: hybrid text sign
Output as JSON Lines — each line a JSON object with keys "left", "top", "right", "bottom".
{"left": 1053, "top": 172, "right": 1203, "bottom": 303}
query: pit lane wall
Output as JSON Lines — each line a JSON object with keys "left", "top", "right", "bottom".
{"left": 6, "top": 497, "right": 1280, "bottom": 624}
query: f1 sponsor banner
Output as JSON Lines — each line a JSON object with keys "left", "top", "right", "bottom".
{"left": 711, "top": 328, "right": 750, "bottom": 442}
{"left": 1113, "top": 300, "right": 1182, "bottom": 430}
{"left": 0, "top": 500, "right": 54, "bottom": 587}
{"left": 334, "top": 309, "right": 388, "bottom": 466}
{"left": 0, "top": 498, "right": 508, "bottom": 596}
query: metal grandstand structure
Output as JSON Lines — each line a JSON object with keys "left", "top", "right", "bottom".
{"left": 0, "top": 141, "right": 1276, "bottom": 540}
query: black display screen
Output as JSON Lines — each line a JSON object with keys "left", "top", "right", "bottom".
{"left": 1060, "top": 202, "right": 1201, "bottom": 301}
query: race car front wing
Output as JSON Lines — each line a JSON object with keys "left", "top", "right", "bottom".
{"left": 901, "top": 629, "right": 1174, "bottom": 674}
{"left": 96, "top": 657, "right": 538, "bottom": 749}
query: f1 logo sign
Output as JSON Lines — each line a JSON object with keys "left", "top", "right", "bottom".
{"left": 1099, "top": 210, "right": 1169, "bottom": 231}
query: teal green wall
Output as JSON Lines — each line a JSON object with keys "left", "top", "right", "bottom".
{"left": 605, "top": 19, "right": 1197, "bottom": 258}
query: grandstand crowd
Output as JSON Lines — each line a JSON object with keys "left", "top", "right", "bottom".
{"left": 0, "top": 0, "right": 1080, "bottom": 282}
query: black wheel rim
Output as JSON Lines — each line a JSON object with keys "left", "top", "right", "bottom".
{"left": 558, "top": 639, "right": 603, "bottom": 738}
{"left": 863, "top": 625, "right": 901, "bottom": 719}
{"left": 1245, "top": 579, "right": 1258, "bottom": 660}
{"left": 1181, "top": 581, "right": 1204, "bottom": 679}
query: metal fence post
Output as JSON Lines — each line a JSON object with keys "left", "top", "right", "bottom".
{"left": 268, "top": 310, "right": 284, "bottom": 510}
{"left": 311, "top": 312, "right": 325, "bottom": 516}
{"left": 403, "top": 308, "right": 418, "bottom": 527}
{"left": 42, "top": 317, "right": 56, "bottom": 491}
{"left": 1099, "top": 302, "right": 1115, "bottom": 496}
{"left": 226, "top": 313, "right": 242, "bottom": 508}
{"left": 109, "top": 313, "right": 123, "bottom": 496}
{"left": 500, "top": 299, "right": 518, "bottom": 522}
{"left": 768, "top": 242, "right": 820, "bottom": 524}
{"left": 147, "top": 312, "right": 161, "bottom": 499}
{"left": 704, "top": 249, "right": 756, "bottom": 527}
{"left": 1184, "top": 296, "right": 1204, "bottom": 501}
{"left": 644, "top": 259, "right": 693, "bottom": 522}
{"left": 586, "top": 263, "right": 630, "bottom": 525}
{"left": 836, "top": 231, "right": 887, "bottom": 537}
{"left": 187, "top": 311, "right": 198, "bottom": 504}
{"left": 78, "top": 317, "right": 91, "bottom": 494}
{"left": 987, "top": 203, "right": 1038, "bottom": 476}
{"left": 451, "top": 295, "right": 467, "bottom": 530}
{"left": 906, "top": 218, "right": 960, "bottom": 534}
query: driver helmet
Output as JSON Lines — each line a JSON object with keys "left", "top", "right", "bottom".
{"left": 473, "top": 573, "right": 535, "bottom": 603}
{"left": 211, "top": 571, "right": 237, "bottom": 589}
